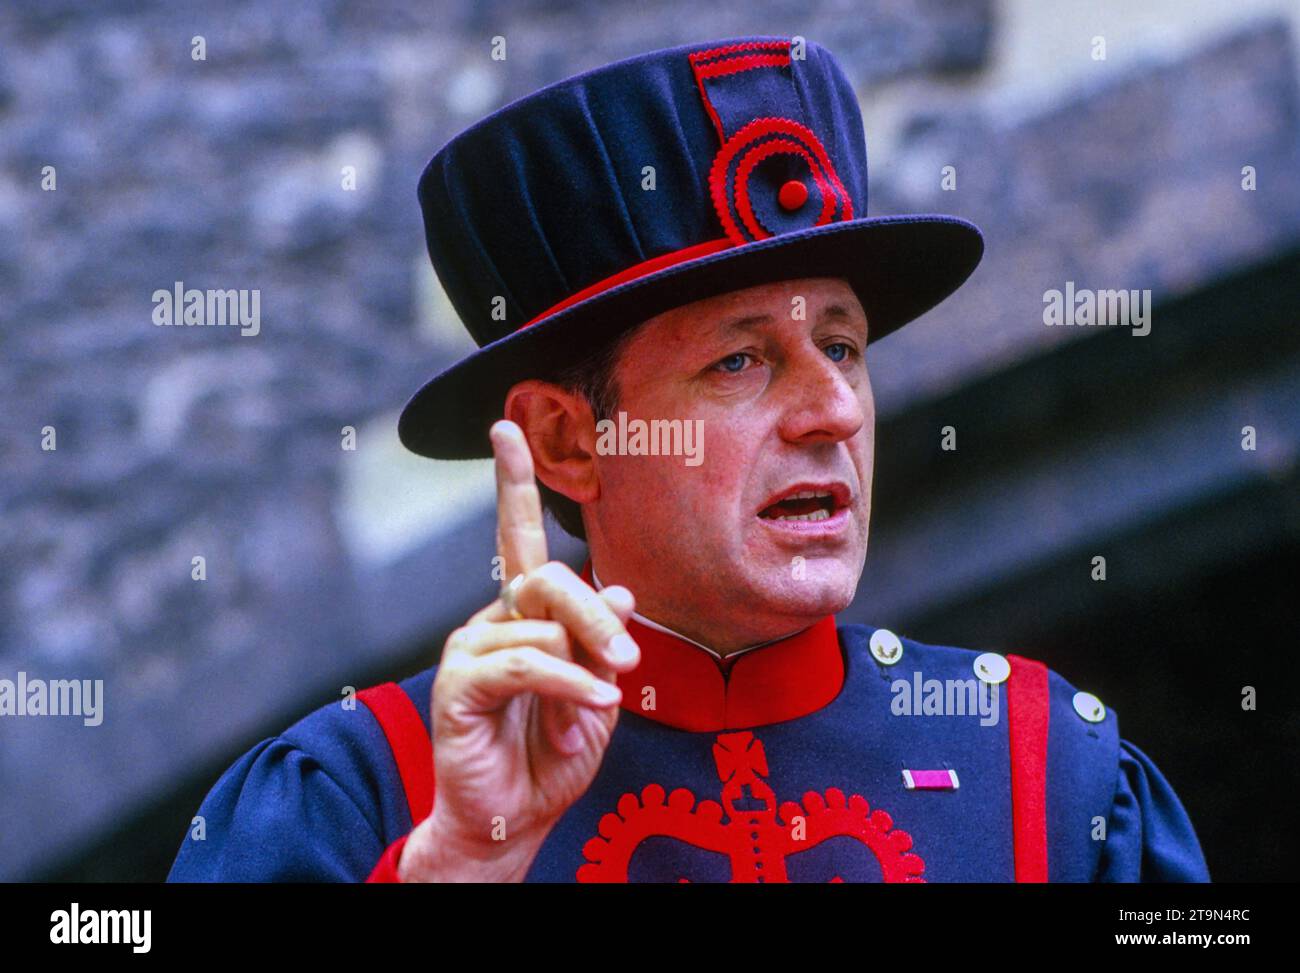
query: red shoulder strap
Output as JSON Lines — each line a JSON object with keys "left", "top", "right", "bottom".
{"left": 1005, "top": 654, "right": 1050, "bottom": 882}
{"left": 358, "top": 683, "right": 435, "bottom": 826}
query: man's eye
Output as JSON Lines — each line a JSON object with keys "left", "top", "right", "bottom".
{"left": 714, "top": 352, "right": 752, "bottom": 373}
{"left": 824, "top": 342, "right": 852, "bottom": 362}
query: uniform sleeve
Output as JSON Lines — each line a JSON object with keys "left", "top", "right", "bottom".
{"left": 1095, "top": 738, "right": 1210, "bottom": 883}
{"left": 167, "top": 736, "right": 389, "bottom": 882}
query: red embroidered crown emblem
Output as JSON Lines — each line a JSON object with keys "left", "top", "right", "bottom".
{"left": 577, "top": 731, "right": 926, "bottom": 883}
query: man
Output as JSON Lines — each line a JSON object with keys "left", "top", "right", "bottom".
{"left": 169, "top": 36, "right": 1209, "bottom": 882}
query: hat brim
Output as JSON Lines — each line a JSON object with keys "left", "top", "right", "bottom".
{"left": 399, "top": 214, "right": 983, "bottom": 459}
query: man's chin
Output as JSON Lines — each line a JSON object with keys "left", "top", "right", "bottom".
{"left": 740, "top": 565, "right": 859, "bottom": 620}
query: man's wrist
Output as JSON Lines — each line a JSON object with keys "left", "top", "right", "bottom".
{"left": 396, "top": 811, "right": 542, "bottom": 882}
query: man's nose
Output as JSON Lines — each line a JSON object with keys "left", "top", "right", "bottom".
{"left": 775, "top": 349, "right": 867, "bottom": 445}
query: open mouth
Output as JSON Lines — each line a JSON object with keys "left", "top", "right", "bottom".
{"left": 757, "top": 485, "right": 849, "bottom": 523}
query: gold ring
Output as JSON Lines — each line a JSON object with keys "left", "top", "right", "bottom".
{"left": 500, "top": 573, "right": 526, "bottom": 620}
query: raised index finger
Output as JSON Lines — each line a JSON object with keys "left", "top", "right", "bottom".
{"left": 490, "top": 419, "right": 548, "bottom": 581}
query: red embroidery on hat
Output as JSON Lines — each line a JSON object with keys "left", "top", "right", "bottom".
{"left": 734, "top": 137, "right": 835, "bottom": 237}
{"left": 778, "top": 178, "right": 809, "bottom": 211}
{"left": 686, "top": 39, "right": 785, "bottom": 80}
{"left": 692, "top": 52, "right": 790, "bottom": 80}
{"left": 691, "top": 39, "right": 790, "bottom": 63}
{"left": 708, "top": 116, "right": 853, "bottom": 246}
{"left": 689, "top": 40, "right": 792, "bottom": 144}
{"left": 576, "top": 730, "right": 925, "bottom": 883}
{"left": 514, "top": 42, "right": 852, "bottom": 336}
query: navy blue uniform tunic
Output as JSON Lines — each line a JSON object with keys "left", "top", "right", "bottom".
{"left": 168, "top": 614, "right": 1209, "bottom": 883}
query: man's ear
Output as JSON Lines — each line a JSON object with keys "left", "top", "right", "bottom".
{"left": 503, "top": 379, "right": 600, "bottom": 505}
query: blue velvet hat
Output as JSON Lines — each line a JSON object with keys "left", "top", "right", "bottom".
{"left": 399, "top": 36, "right": 983, "bottom": 459}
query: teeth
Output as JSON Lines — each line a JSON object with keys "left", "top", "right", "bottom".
{"left": 786, "top": 490, "right": 832, "bottom": 500}
{"left": 771, "top": 508, "right": 832, "bottom": 522}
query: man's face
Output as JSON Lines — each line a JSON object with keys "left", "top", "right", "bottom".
{"left": 585, "top": 276, "right": 874, "bottom": 647}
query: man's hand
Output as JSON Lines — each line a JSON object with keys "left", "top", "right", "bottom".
{"left": 397, "top": 420, "right": 640, "bottom": 882}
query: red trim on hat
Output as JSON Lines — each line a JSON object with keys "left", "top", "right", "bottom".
{"left": 1006, "top": 654, "right": 1050, "bottom": 882}
{"left": 778, "top": 178, "right": 809, "bottom": 211}
{"left": 734, "top": 138, "right": 835, "bottom": 237}
{"left": 516, "top": 237, "right": 733, "bottom": 331}
{"left": 689, "top": 40, "right": 791, "bottom": 145}
{"left": 708, "top": 117, "right": 853, "bottom": 246}
{"left": 691, "top": 71, "right": 727, "bottom": 146}
{"left": 515, "top": 44, "right": 853, "bottom": 336}
{"left": 688, "top": 39, "right": 791, "bottom": 68}
{"left": 688, "top": 41, "right": 791, "bottom": 80}
{"left": 692, "top": 53, "right": 790, "bottom": 80}
{"left": 581, "top": 562, "right": 844, "bottom": 732}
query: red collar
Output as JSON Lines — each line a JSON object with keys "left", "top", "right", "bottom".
{"left": 581, "top": 562, "right": 844, "bottom": 732}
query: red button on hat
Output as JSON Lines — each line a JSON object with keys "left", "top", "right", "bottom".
{"left": 778, "top": 179, "right": 808, "bottom": 211}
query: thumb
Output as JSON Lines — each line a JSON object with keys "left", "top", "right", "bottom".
{"left": 598, "top": 585, "right": 635, "bottom": 623}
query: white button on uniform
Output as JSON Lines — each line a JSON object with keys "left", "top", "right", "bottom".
{"left": 973, "top": 652, "right": 1010, "bottom": 684}
{"left": 1073, "top": 691, "right": 1106, "bottom": 723}
{"left": 869, "top": 628, "right": 903, "bottom": 665}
